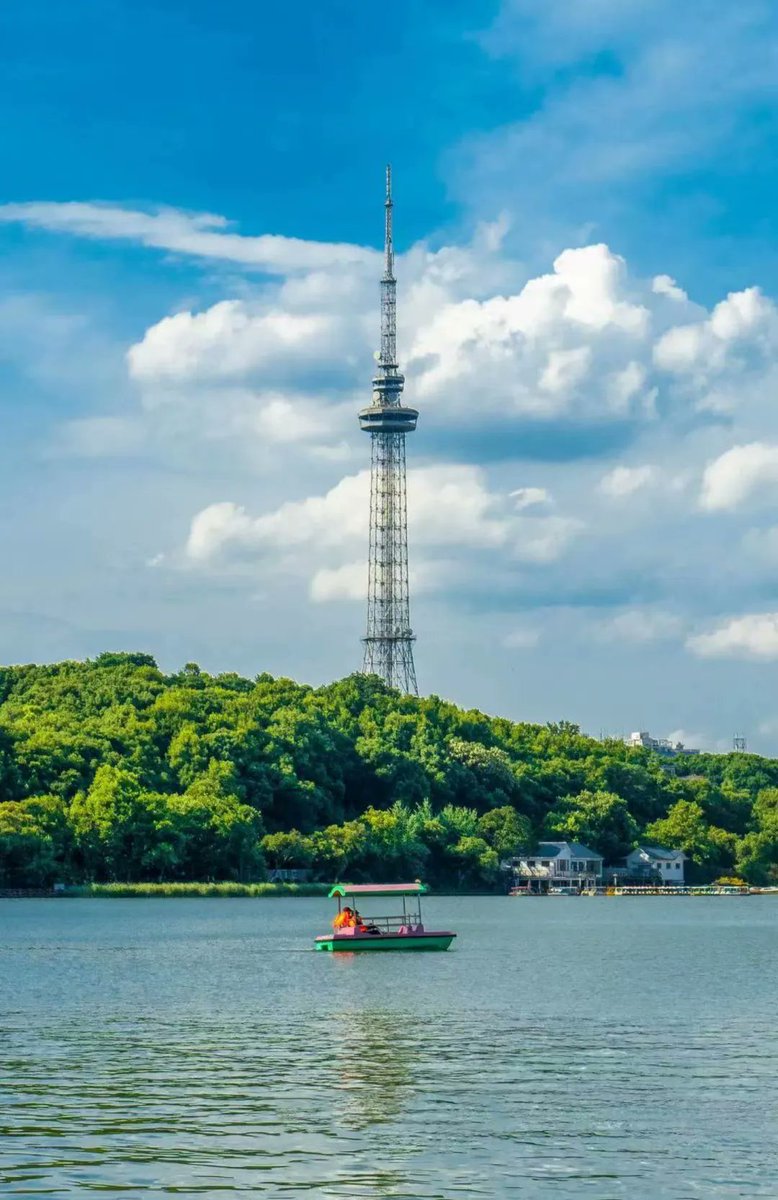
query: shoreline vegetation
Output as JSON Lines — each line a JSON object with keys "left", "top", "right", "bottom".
{"left": 66, "top": 882, "right": 331, "bottom": 898}
{"left": 2, "top": 652, "right": 778, "bottom": 890}
{"left": 1, "top": 882, "right": 505, "bottom": 899}
{"left": 3, "top": 882, "right": 777, "bottom": 899}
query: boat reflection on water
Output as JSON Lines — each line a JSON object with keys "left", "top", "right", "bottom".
{"left": 328, "top": 1009, "right": 415, "bottom": 1131}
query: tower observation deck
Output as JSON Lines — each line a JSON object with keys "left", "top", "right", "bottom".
{"left": 359, "top": 166, "right": 419, "bottom": 694}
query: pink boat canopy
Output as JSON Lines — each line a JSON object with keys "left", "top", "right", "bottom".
{"left": 328, "top": 882, "right": 428, "bottom": 898}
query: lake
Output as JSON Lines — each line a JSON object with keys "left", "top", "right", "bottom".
{"left": 1, "top": 895, "right": 776, "bottom": 1198}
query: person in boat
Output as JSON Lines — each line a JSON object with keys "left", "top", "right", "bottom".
{"left": 353, "top": 908, "right": 382, "bottom": 935}
{"left": 332, "top": 906, "right": 355, "bottom": 929}
{"left": 332, "top": 906, "right": 381, "bottom": 935}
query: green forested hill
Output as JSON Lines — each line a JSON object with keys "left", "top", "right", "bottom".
{"left": 1, "top": 652, "right": 777, "bottom": 888}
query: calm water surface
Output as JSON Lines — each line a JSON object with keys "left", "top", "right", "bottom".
{"left": 1, "top": 896, "right": 776, "bottom": 1198}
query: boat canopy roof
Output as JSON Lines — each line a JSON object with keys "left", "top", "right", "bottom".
{"left": 328, "top": 882, "right": 428, "bottom": 898}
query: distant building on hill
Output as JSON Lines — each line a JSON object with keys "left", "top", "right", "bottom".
{"left": 624, "top": 731, "right": 699, "bottom": 756}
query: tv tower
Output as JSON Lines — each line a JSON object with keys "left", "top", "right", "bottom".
{"left": 359, "top": 166, "right": 419, "bottom": 694}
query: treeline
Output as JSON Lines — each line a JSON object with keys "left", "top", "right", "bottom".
{"left": 0, "top": 652, "right": 777, "bottom": 889}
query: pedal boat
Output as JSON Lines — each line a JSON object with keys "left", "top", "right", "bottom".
{"left": 315, "top": 882, "right": 456, "bottom": 952}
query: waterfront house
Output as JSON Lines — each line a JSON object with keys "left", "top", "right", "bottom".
{"left": 625, "top": 845, "right": 686, "bottom": 885}
{"left": 506, "top": 841, "right": 604, "bottom": 893}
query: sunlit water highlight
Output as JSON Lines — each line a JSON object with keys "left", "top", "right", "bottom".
{"left": 1, "top": 896, "right": 777, "bottom": 1198}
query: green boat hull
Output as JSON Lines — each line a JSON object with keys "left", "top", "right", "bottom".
{"left": 315, "top": 933, "right": 455, "bottom": 952}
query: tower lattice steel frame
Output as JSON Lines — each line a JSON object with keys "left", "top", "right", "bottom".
{"left": 359, "top": 166, "right": 419, "bottom": 694}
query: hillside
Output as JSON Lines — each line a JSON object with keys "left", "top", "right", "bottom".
{"left": 1, "top": 652, "right": 777, "bottom": 888}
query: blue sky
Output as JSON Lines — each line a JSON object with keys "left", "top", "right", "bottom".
{"left": 2, "top": 0, "right": 778, "bottom": 752}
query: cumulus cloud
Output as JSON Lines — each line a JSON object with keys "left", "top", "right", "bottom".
{"left": 407, "top": 243, "right": 651, "bottom": 419}
{"left": 687, "top": 613, "right": 778, "bottom": 660}
{"left": 183, "top": 465, "right": 582, "bottom": 600}
{"left": 121, "top": 240, "right": 775, "bottom": 445}
{"left": 17, "top": 198, "right": 775, "bottom": 466}
{"left": 127, "top": 300, "right": 355, "bottom": 384}
{"left": 699, "top": 442, "right": 778, "bottom": 512}
{"left": 654, "top": 287, "right": 777, "bottom": 382}
{"left": 0, "top": 202, "right": 374, "bottom": 274}
{"left": 598, "top": 464, "right": 656, "bottom": 497}
{"left": 186, "top": 465, "right": 581, "bottom": 560}
{"left": 652, "top": 275, "right": 688, "bottom": 302}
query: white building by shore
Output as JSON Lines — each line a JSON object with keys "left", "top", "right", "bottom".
{"left": 506, "top": 841, "right": 604, "bottom": 893}
{"left": 625, "top": 845, "right": 687, "bottom": 884}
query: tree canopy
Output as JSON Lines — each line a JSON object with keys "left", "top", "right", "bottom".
{"left": 0, "top": 653, "right": 776, "bottom": 887}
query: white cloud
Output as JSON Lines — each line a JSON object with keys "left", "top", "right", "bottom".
{"left": 408, "top": 243, "right": 651, "bottom": 419}
{"left": 598, "top": 464, "right": 656, "bottom": 497}
{"left": 0, "top": 202, "right": 374, "bottom": 274}
{"left": 654, "top": 287, "right": 777, "bottom": 377}
{"left": 687, "top": 613, "right": 778, "bottom": 660}
{"left": 14, "top": 201, "right": 774, "bottom": 456}
{"left": 598, "top": 609, "right": 684, "bottom": 643}
{"left": 652, "top": 274, "right": 688, "bottom": 302}
{"left": 607, "top": 360, "right": 650, "bottom": 412}
{"left": 186, "top": 502, "right": 261, "bottom": 563}
{"left": 309, "top": 562, "right": 366, "bottom": 602}
{"left": 309, "top": 558, "right": 456, "bottom": 603}
{"left": 538, "top": 346, "right": 592, "bottom": 395}
{"left": 510, "top": 487, "right": 552, "bottom": 510}
{"left": 182, "top": 465, "right": 581, "bottom": 597}
{"left": 252, "top": 396, "right": 341, "bottom": 445}
{"left": 127, "top": 300, "right": 350, "bottom": 384}
{"left": 699, "top": 442, "right": 778, "bottom": 512}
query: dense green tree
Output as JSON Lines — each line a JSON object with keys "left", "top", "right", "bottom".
{"left": 477, "top": 806, "right": 532, "bottom": 858}
{"left": 735, "top": 819, "right": 778, "bottom": 884}
{"left": 450, "top": 836, "right": 499, "bottom": 889}
{"left": 70, "top": 766, "right": 175, "bottom": 882}
{"left": 311, "top": 820, "right": 369, "bottom": 880}
{"left": 544, "top": 790, "right": 639, "bottom": 861}
{"left": 1, "top": 653, "right": 778, "bottom": 887}
{"left": 645, "top": 801, "right": 737, "bottom": 876}
{"left": 165, "top": 760, "right": 265, "bottom": 881}
{"left": 261, "top": 830, "right": 315, "bottom": 869}
{"left": 0, "top": 798, "right": 63, "bottom": 886}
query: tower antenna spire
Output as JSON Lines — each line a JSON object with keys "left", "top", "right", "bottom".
{"left": 384, "top": 163, "right": 394, "bottom": 280}
{"left": 358, "top": 166, "right": 419, "bottom": 695}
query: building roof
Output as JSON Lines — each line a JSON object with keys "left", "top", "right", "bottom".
{"left": 533, "top": 841, "right": 603, "bottom": 861}
{"left": 629, "top": 845, "right": 686, "bottom": 862}
{"left": 328, "top": 882, "right": 427, "bottom": 898}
